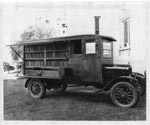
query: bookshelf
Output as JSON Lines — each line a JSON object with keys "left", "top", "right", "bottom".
{"left": 24, "top": 43, "right": 70, "bottom": 76}
{"left": 45, "top": 43, "right": 69, "bottom": 67}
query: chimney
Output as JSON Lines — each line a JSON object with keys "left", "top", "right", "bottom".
{"left": 94, "top": 16, "right": 101, "bottom": 35}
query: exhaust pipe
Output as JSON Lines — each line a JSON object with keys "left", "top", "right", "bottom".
{"left": 94, "top": 16, "right": 101, "bottom": 35}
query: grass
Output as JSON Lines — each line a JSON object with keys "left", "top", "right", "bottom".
{"left": 4, "top": 79, "right": 146, "bottom": 120}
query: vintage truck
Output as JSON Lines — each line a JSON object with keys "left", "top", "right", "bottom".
{"left": 8, "top": 34, "right": 146, "bottom": 108}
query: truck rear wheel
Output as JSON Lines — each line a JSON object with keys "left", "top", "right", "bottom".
{"left": 110, "top": 81, "right": 139, "bottom": 108}
{"left": 28, "top": 79, "right": 46, "bottom": 99}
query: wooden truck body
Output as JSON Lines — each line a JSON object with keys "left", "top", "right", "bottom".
{"left": 22, "top": 35, "right": 114, "bottom": 83}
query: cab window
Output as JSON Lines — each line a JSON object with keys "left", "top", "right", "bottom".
{"left": 86, "top": 42, "right": 96, "bottom": 54}
{"left": 73, "top": 40, "right": 82, "bottom": 54}
{"left": 103, "top": 40, "right": 112, "bottom": 58}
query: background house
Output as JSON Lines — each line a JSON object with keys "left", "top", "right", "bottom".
{"left": 1, "top": 2, "right": 149, "bottom": 74}
{"left": 114, "top": 2, "right": 149, "bottom": 74}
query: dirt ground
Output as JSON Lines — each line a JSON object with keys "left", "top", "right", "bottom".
{"left": 3, "top": 79, "right": 146, "bottom": 120}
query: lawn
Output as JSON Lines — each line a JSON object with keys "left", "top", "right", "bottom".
{"left": 4, "top": 79, "right": 146, "bottom": 120}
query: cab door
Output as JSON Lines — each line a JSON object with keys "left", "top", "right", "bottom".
{"left": 82, "top": 38, "right": 102, "bottom": 82}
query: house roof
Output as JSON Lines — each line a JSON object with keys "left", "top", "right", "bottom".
{"left": 8, "top": 34, "right": 116, "bottom": 46}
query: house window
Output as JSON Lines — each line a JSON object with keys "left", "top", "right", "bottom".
{"left": 122, "top": 18, "right": 130, "bottom": 47}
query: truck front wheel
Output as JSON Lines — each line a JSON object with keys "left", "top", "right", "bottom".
{"left": 110, "top": 81, "right": 139, "bottom": 108}
{"left": 28, "top": 79, "right": 46, "bottom": 99}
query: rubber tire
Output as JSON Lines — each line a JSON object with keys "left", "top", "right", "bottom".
{"left": 136, "top": 77, "right": 146, "bottom": 96}
{"left": 28, "top": 79, "right": 46, "bottom": 99}
{"left": 110, "top": 81, "right": 139, "bottom": 108}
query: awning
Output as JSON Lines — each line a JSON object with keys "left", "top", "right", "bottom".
{"left": 7, "top": 34, "right": 116, "bottom": 46}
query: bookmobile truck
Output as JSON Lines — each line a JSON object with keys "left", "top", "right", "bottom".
{"left": 8, "top": 17, "right": 146, "bottom": 108}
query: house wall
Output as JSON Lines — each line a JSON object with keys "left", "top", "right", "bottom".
{"left": 113, "top": 3, "right": 148, "bottom": 74}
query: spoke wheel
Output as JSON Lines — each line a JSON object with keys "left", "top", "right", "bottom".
{"left": 111, "top": 82, "right": 139, "bottom": 108}
{"left": 28, "top": 79, "right": 46, "bottom": 99}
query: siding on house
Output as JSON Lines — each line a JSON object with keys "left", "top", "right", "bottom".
{"left": 113, "top": 3, "right": 149, "bottom": 74}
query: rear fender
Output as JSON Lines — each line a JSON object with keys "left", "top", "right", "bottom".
{"left": 24, "top": 78, "right": 46, "bottom": 88}
{"left": 104, "top": 76, "right": 138, "bottom": 91}
{"left": 25, "top": 78, "right": 31, "bottom": 88}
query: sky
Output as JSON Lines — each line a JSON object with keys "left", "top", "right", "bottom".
{"left": 1, "top": 2, "right": 120, "bottom": 64}
{"left": 1, "top": 3, "right": 68, "bottom": 63}
{"left": 2, "top": 3, "right": 35, "bottom": 63}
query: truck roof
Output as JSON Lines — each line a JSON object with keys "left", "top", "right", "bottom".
{"left": 8, "top": 34, "right": 116, "bottom": 46}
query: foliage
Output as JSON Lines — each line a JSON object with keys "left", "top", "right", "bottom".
{"left": 3, "top": 62, "right": 15, "bottom": 71}
{"left": 10, "top": 46, "right": 23, "bottom": 61}
{"left": 21, "top": 25, "right": 52, "bottom": 41}
{"left": 11, "top": 25, "right": 52, "bottom": 61}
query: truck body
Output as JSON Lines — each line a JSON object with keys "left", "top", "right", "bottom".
{"left": 22, "top": 34, "right": 115, "bottom": 83}
{"left": 8, "top": 34, "right": 145, "bottom": 108}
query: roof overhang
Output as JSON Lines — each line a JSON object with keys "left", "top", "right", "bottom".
{"left": 7, "top": 34, "right": 116, "bottom": 46}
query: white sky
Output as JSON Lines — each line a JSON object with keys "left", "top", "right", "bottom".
{"left": 1, "top": 3, "right": 68, "bottom": 63}
{"left": 1, "top": 2, "right": 119, "bottom": 63}
{"left": 2, "top": 3, "right": 36, "bottom": 63}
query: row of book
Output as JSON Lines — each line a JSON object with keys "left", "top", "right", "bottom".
{"left": 25, "top": 61, "right": 44, "bottom": 67}
{"left": 46, "top": 44, "right": 68, "bottom": 51}
{"left": 25, "top": 69, "right": 60, "bottom": 77}
{"left": 46, "top": 61, "right": 68, "bottom": 67}
{"left": 25, "top": 46, "right": 44, "bottom": 52}
{"left": 25, "top": 69, "right": 41, "bottom": 75}
{"left": 46, "top": 52, "right": 69, "bottom": 58}
{"left": 42, "top": 70, "right": 59, "bottom": 77}
{"left": 55, "top": 52, "right": 69, "bottom": 58}
{"left": 25, "top": 53, "right": 44, "bottom": 59}
{"left": 25, "top": 52, "right": 69, "bottom": 59}
{"left": 46, "top": 52, "right": 54, "bottom": 58}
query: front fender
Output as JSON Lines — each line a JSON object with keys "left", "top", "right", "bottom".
{"left": 132, "top": 72, "right": 145, "bottom": 79}
{"left": 103, "top": 76, "right": 138, "bottom": 91}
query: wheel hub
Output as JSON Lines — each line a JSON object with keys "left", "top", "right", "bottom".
{"left": 31, "top": 82, "right": 41, "bottom": 95}
{"left": 115, "top": 86, "right": 134, "bottom": 105}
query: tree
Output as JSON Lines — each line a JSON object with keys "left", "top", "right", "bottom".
{"left": 20, "top": 25, "right": 52, "bottom": 41}
{"left": 11, "top": 25, "right": 53, "bottom": 61}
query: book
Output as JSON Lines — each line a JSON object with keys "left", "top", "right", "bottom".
{"left": 25, "top": 61, "right": 44, "bottom": 67}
